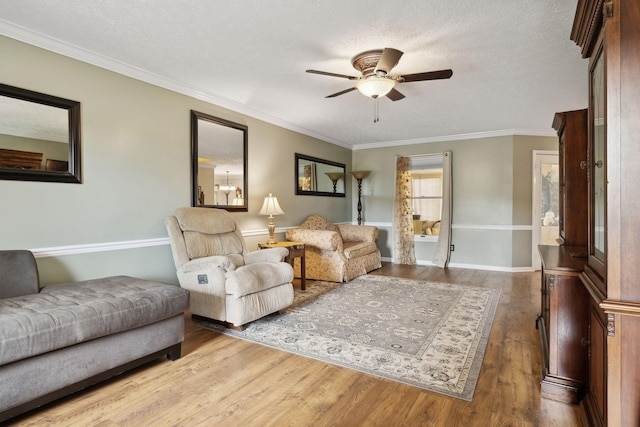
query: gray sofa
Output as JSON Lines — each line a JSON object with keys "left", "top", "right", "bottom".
{"left": 0, "top": 250, "right": 190, "bottom": 422}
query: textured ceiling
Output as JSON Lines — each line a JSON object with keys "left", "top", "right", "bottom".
{"left": 0, "top": 0, "right": 587, "bottom": 149}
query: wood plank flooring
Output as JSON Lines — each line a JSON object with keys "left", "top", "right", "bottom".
{"left": 8, "top": 264, "right": 586, "bottom": 426}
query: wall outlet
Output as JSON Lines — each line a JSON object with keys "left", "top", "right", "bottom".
{"left": 450, "top": 244, "right": 455, "bottom": 251}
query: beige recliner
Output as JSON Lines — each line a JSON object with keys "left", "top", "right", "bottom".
{"left": 285, "top": 214, "right": 382, "bottom": 282}
{"left": 165, "top": 207, "right": 294, "bottom": 327}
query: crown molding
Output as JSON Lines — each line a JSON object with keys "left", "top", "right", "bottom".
{"left": 1, "top": 21, "right": 556, "bottom": 153}
{"left": 352, "top": 128, "right": 557, "bottom": 150}
{"left": 0, "top": 20, "right": 350, "bottom": 149}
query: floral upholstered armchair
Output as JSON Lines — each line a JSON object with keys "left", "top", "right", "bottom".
{"left": 285, "top": 214, "right": 381, "bottom": 282}
{"left": 165, "top": 207, "right": 294, "bottom": 328}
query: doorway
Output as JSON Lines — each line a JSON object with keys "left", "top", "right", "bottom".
{"left": 532, "top": 150, "right": 559, "bottom": 270}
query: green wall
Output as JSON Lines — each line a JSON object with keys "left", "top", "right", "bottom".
{"left": 353, "top": 134, "right": 558, "bottom": 270}
{"left": 0, "top": 36, "right": 351, "bottom": 286}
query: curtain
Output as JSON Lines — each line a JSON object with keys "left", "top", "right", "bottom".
{"left": 393, "top": 156, "right": 416, "bottom": 264}
{"left": 432, "top": 151, "right": 452, "bottom": 268}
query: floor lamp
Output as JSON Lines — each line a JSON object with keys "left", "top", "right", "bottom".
{"left": 351, "top": 171, "right": 370, "bottom": 225}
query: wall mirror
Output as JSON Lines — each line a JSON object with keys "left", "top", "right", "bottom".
{"left": 0, "top": 83, "right": 81, "bottom": 183}
{"left": 191, "top": 110, "right": 248, "bottom": 211}
{"left": 295, "top": 153, "right": 345, "bottom": 197}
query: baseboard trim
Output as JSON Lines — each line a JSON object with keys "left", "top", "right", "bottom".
{"left": 380, "top": 257, "right": 534, "bottom": 273}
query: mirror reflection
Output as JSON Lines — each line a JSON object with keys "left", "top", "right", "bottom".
{"left": 0, "top": 83, "right": 81, "bottom": 183}
{"left": 191, "top": 110, "right": 248, "bottom": 211}
{"left": 295, "top": 153, "right": 346, "bottom": 197}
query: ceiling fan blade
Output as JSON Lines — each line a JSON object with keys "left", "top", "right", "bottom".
{"left": 375, "top": 48, "right": 403, "bottom": 76}
{"left": 306, "top": 69, "right": 358, "bottom": 80}
{"left": 386, "top": 88, "right": 405, "bottom": 101}
{"left": 400, "top": 69, "right": 453, "bottom": 82}
{"left": 326, "top": 87, "right": 357, "bottom": 98}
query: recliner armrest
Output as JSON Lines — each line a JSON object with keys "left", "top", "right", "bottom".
{"left": 337, "top": 224, "right": 378, "bottom": 243}
{"left": 285, "top": 229, "right": 342, "bottom": 251}
{"left": 244, "top": 247, "right": 288, "bottom": 264}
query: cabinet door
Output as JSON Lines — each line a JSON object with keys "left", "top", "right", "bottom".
{"left": 587, "top": 43, "right": 607, "bottom": 291}
{"left": 584, "top": 297, "right": 607, "bottom": 427}
{"left": 548, "top": 275, "right": 588, "bottom": 382}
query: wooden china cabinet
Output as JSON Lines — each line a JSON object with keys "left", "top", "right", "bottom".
{"left": 570, "top": 0, "right": 640, "bottom": 426}
{"left": 536, "top": 109, "right": 589, "bottom": 404}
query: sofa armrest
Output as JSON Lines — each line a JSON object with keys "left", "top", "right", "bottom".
{"left": 244, "top": 247, "right": 288, "bottom": 264}
{"left": 0, "top": 250, "right": 39, "bottom": 298}
{"left": 337, "top": 224, "right": 378, "bottom": 243}
{"left": 180, "top": 255, "right": 237, "bottom": 273}
{"left": 285, "top": 229, "right": 343, "bottom": 251}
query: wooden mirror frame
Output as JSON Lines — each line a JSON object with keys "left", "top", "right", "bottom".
{"left": 0, "top": 83, "right": 81, "bottom": 183}
{"left": 295, "top": 153, "right": 346, "bottom": 197}
{"left": 190, "top": 110, "right": 248, "bottom": 211}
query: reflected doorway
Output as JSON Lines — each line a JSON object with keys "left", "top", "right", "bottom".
{"left": 532, "top": 151, "right": 559, "bottom": 269}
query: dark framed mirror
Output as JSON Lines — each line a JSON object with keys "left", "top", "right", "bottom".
{"left": 0, "top": 83, "right": 81, "bottom": 183}
{"left": 191, "top": 110, "right": 248, "bottom": 211}
{"left": 295, "top": 153, "right": 346, "bottom": 197}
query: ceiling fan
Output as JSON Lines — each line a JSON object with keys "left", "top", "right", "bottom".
{"left": 306, "top": 48, "right": 453, "bottom": 102}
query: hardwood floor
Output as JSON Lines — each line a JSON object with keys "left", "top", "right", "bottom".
{"left": 8, "top": 264, "right": 586, "bottom": 426}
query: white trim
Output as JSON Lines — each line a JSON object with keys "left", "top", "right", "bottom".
{"left": 32, "top": 238, "right": 170, "bottom": 258}
{"left": 381, "top": 257, "right": 534, "bottom": 272}
{"left": 29, "top": 228, "right": 287, "bottom": 258}
{"left": 448, "top": 262, "right": 534, "bottom": 272}
{"left": 0, "top": 21, "right": 556, "bottom": 151}
{"left": 353, "top": 129, "right": 557, "bottom": 150}
{"left": 30, "top": 236, "right": 536, "bottom": 272}
{"left": 0, "top": 20, "right": 349, "bottom": 150}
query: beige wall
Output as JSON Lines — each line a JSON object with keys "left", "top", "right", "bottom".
{"left": 1, "top": 34, "right": 561, "bottom": 279}
{"left": 0, "top": 36, "right": 351, "bottom": 285}
{"left": 353, "top": 134, "right": 558, "bottom": 270}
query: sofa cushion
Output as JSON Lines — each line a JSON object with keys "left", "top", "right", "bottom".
{"left": 0, "top": 276, "right": 189, "bottom": 365}
{"left": 343, "top": 241, "right": 379, "bottom": 259}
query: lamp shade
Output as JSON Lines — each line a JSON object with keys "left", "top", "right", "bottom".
{"left": 324, "top": 172, "right": 344, "bottom": 181}
{"left": 351, "top": 170, "right": 371, "bottom": 180}
{"left": 259, "top": 193, "right": 285, "bottom": 216}
{"left": 355, "top": 76, "right": 395, "bottom": 98}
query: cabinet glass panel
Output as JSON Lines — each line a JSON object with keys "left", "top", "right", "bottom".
{"left": 591, "top": 51, "right": 605, "bottom": 262}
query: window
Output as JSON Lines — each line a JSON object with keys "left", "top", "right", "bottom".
{"left": 410, "top": 155, "right": 444, "bottom": 236}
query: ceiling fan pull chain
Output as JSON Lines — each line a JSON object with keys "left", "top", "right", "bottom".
{"left": 373, "top": 97, "right": 379, "bottom": 123}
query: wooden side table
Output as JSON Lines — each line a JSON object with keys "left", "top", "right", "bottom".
{"left": 258, "top": 241, "right": 306, "bottom": 290}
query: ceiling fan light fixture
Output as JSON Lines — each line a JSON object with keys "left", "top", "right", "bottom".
{"left": 355, "top": 76, "right": 395, "bottom": 98}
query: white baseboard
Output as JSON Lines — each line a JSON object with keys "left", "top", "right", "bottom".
{"left": 380, "top": 256, "right": 534, "bottom": 273}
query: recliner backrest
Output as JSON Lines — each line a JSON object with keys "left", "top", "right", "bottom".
{"left": 174, "top": 207, "right": 247, "bottom": 260}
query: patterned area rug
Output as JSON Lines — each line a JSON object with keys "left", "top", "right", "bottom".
{"left": 195, "top": 275, "right": 501, "bottom": 401}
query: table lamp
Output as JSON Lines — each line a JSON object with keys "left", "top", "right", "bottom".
{"left": 259, "top": 193, "right": 285, "bottom": 244}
